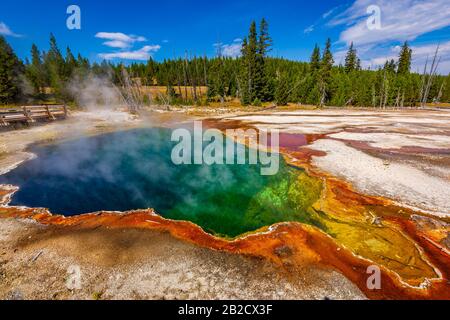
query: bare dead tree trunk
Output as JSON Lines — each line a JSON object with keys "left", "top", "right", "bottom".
{"left": 419, "top": 56, "right": 429, "bottom": 106}
{"left": 383, "top": 77, "right": 389, "bottom": 109}
{"left": 192, "top": 54, "right": 198, "bottom": 103}
{"left": 187, "top": 53, "right": 195, "bottom": 103}
{"left": 345, "top": 96, "right": 353, "bottom": 106}
{"left": 372, "top": 85, "right": 376, "bottom": 108}
{"left": 195, "top": 57, "right": 200, "bottom": 102}
{"left": 422, "top": 45, "right": 440, "bottom": 106}
{"left": 320, "top": 88, "right": 325, "bottom": 107}
{"left": 436, "top": 81, "right": 444, "bottom": 103}
{"left": 394, "top": 88, "right": 401, "bottom": 108}
{"left": 117, "top": 67, "right": 143, "bottom": 114}
{"left": 235, "top": 73, "right": 242, "bottom": 101}
{"left": 424, "top": 56, "right": 441, "bottom": 105}
{"left": 203, "top": 55, "right": 208, "bottom": 89}
{"left": 183, "top": 53, "right": 188, "bottom": 103}
{"left": 176, "top": 62, "right": 182, "bottom": 100}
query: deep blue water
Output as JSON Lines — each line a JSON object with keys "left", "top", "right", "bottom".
{"left": 0, "top": 128, "right": 322, "bottom": 237}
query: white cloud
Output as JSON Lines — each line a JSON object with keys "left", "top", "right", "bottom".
{"left": 304, "top": 25, "right": 314, "bottom": 34}
{"left": 102, "top": 40, "right": 131, "bottom": 49}
{"left": 214, "top": 40, "right": 242, "bottom": 58}
{"left": 99, "top": 45, "right": 161, "bottom": 61}
{"left": 95, "top": 32, "right": 146, "bottom": 42}
{"left": 222, "top": 44, "right": 242, "bottom": 58}
{"left": 330, "top": 0, "right": 450, "bottom": 47}
{"left": 347, "top": 41, "right": 450, "bottom": 74}
{"left": 303, "top": 5, "right": 343, "bottom": 36}
{"left": 323, "top": 8, "right": 336, "bottom": 19}
{"left": 95, "top": 32, "right": 146, "bottom": 49}
{"left": 96, "top": 31, "right": 161, "bottom": 61}
{"left": 0, "top": 22, "right": 21, "bottom": 37}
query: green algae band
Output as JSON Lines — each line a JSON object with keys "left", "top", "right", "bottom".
{"left": 0, "top": 128, "right": 323, "bottom": 238}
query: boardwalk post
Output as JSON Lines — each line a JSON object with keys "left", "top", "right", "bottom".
{"left": 45, "top": 105, "right": 56, "bottom": 120}
{"left": 23, "top": 106, "right": 34, "bottom": 123}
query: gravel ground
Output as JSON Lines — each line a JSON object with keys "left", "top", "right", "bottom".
{"left": 0, "top": 218, "right": 365, "bottom": 300}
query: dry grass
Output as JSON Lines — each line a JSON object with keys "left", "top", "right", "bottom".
{"left": 140, "top": 86, "right": 208, "bottom": 99}
{"left": 0, "top": 104, "right": 18, "bottom": 109}
{"left": 176, "top": 100, "right": 321, "bottom": 117}
{"left": 207, "top": 100, "right": 319, "bottom": 111}
{"left": 426, "top": 103, "right": 450, "bottom": 108}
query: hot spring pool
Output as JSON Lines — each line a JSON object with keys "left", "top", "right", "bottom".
{"left": 0, "top": 128, "right": 324, "bottom": 237}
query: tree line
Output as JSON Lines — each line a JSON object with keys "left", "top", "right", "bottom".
{"left": 0, "top": 20, "right": 449, "bottom": 107}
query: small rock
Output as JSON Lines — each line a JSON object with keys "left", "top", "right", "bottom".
{"left": 371, "top": 216, "right": 383, "bottom": 227}
{"left": 7, "top": 289, "right": 24, "bottom": 300}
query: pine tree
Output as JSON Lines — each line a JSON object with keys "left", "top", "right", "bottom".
{"left": 275, "top": 71, "right": 289, "bottom": 105}
{"left": 384, "top": 59, "right": 397, "bottom": 73}
{"left": 239, "top": 38, "right": 249, "bottom": 104}
{"left": 240, "top": 22, "right": 258, "bottom": 105}
{"left": 397, "top": 41, "right": 412, "bottom": 75}
{"left": 72, "top": 53, "right": 90, "bottom": 79}
{"left": 208, "top": 57, "right": 227, "bottom": 103}
{"left": 258, "top": 18, "right": 272, "bottom": 57}
{"left": 43, "top": 34, "right": 62, "bottom": 98}
{"left": 26, "top": 44, "right": 46, "bottom": 94}
{"left": 310, "top": 44, "right": 321, "bottom": 74}
{"left": 319, "top": 38, "right": 334, "bottom": 106}
{"left": 0, "top": 36, "right": 23, "bottom": 104}
{"left": 344, "top": 42, "right": 357, "bottom": 73}
{"left": 77, "top": 53, "right": 90, "bottom": 69}
{"left": 356, "top": 58, "right": 362, "bottom": 71}
{"left": 247, "top": 20, "right": 258, "bottom": 102}
{"left": 44, "top": 34, "right": 67, "bottom": 101}
{"left": 305, "top": 44, "right": 322, "bottom": 105}
{"left": 64, "top": 47, "right": 78, "bottom": 79}
{"left": 47, "top": 34, "right": 65, "bottom": 75}
{"left": 255, "top": 18, "right": 273, "bottom": 102}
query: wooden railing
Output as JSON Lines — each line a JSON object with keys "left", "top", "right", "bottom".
{"left": 0, "top": 105, "right": 67, "bottom": 127}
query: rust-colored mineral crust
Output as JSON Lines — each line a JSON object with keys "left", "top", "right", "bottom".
{"left": 0, "top": 205, "right": 448, "bottom": 300}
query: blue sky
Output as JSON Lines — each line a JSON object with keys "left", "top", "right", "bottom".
{"left": 1, "top": 0, "right": 450, "bottom": 73}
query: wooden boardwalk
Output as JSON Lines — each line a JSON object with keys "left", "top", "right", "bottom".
{"left": 0, "top": 105, "right": 67, "bottom": 128}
